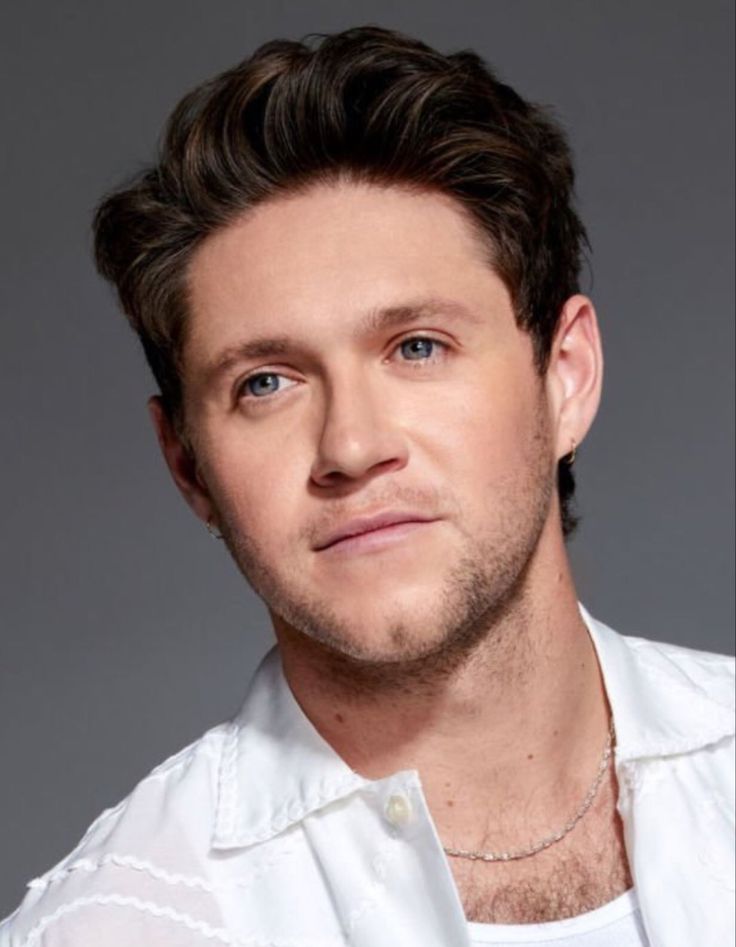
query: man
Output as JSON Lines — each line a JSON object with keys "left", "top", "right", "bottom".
{"left": 2, "top": 25, "right": 733, "bottom": 947}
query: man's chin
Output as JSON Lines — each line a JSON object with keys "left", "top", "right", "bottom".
{"left": 315, "top": 625, "right": 449, "bottom": 668}
{"left": 273, "top": 605, "right": 444, "bottom": 664}
{"left": 269, "top": 594, "right": 502, "bottom": 696}
{"left": 250, "top": 530, "right": 538, "bottom": 690}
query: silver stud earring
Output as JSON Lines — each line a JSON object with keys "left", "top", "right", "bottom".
{"left": 206, "top": 518, "right": 223, "bottom": 540}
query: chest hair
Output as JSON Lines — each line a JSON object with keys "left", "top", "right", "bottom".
{"left": 451, "top": 773, "right": 632, "bottom": 923}
{"left": 457, "top": 841, "right": 632, "bottom": 923}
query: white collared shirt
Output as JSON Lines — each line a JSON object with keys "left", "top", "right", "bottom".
{"left": 2, "top": 607, "right": 734, "bottom": 947}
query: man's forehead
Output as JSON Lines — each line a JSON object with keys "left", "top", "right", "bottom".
{"left": 187, "top": 181, "right": 495, "bottom": 294}
{"left": 183, "top": 182, "right": 512, "bottom": 373}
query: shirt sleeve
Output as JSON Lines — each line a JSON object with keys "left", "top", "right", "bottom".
{"left": 2, "top": 892, "right": 237, "bottom": 947}
{"left": 0, "top": 859, "right": 234, "bottom": 947}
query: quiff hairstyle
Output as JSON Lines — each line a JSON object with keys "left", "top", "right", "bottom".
{"left": 93, "top": 25, "right": 588, "bottom": 536}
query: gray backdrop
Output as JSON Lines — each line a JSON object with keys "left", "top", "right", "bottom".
{"left": 1, "top": 0, "right": 733, "bottom": 917}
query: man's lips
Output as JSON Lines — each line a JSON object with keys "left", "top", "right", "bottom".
{"left": 313, "top": 511, "right": 439, "bottom": 552}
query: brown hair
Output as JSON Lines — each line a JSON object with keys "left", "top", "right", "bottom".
{"left": 93, "top": 25, "right": 588, "bottom": 536}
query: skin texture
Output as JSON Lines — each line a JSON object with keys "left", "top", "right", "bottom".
{"left": 151, "top": 181, "right": 632, "bottom": 922}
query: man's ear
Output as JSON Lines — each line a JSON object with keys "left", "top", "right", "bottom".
{"left": 147, "top": 396, "right": 216, "bottom": 526}
{"left": 545, "top": 294, "right": 604, "bottom": 460}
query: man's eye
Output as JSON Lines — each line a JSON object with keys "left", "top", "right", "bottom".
{"left": 240, "top": 373, "right": 295, "bottom": 398}
{"left": 398, "top": 337, "right": 445, "bottom": 361}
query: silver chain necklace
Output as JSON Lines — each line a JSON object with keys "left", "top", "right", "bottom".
{"left": 443, "top": 720, "right": 615, "bottom": 863}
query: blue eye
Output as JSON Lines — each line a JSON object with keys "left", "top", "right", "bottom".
{"left": 399, "top": 337, "right": 438, "bottom": 360}
{"left": 244, "top": 373, "right": 282, "bottom": 397}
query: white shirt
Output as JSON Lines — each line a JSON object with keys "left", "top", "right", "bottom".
{"left": 1, "top": 606, "right": 733, "bottom": 947}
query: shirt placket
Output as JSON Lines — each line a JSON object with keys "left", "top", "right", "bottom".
{"left": 301, "top": 771, "right": 470, "bottom": 947}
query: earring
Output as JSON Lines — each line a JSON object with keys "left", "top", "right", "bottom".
{"left": 206, "top": 518, "right": 223, "bottom": 540}
{"left": 566, "top": 438, "right": 577, "bottom": 466}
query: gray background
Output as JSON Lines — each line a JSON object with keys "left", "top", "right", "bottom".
{"left": 1, "top": 0, "right": 733, "bottom": 916}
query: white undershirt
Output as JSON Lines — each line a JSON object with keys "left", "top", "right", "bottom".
{"left": 468, "top": 888, "right": 649, "bottom": 945}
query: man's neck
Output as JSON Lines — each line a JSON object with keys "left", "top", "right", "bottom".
{"left": 273, "top": 539, "right": 610, "bottom": 847}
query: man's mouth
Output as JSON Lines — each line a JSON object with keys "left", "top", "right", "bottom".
{"left": 313, "top": 510, "right": 439, "bottom": 553}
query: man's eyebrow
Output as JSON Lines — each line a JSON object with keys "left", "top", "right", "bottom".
{"left": 203, "top": 297, "right": 482, "bottom": 385}
{"left": 358, "top": 297, "right": 483, "bottom": 334}
{"left": 203, "top": 337, "right": 293, "bottom": 386}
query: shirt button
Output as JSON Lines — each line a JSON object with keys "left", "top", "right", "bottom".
{"left": 385, "top": 793, "right": 413, "bottom": 827}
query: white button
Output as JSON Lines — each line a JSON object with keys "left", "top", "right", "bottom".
{"left": 385, "top": 793, "right": 412, "bottom": 827}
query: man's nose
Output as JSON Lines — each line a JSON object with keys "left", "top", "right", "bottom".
{"left": 309, "top": 370, "right": 409, "bottom": 488}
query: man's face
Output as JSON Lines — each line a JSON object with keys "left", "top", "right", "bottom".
{"left": 181, "top": 181, "right": 559, "bottom": 666}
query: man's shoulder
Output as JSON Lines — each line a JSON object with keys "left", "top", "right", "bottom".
{"left": 0, "top": 721, "right": 231, "bottom": 946}
{"left": 585, "top": 607, "right": 735, "bottom": 763}
{"left": 620, "top": 629, "right": 735, "bottom": 708}
{"left": 585, "top": 604, "right": 734, "bottom": 701}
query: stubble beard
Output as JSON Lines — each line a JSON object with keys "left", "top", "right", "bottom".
{"left": 216, "top": 401, "right": 555, "bottom": 695}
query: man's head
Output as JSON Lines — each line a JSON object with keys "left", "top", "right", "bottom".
{"left": 93, "top": 26, "right": 602, "bottom": 672}
{"left": 94, "top": 26, "right": 590, "bottom": 532}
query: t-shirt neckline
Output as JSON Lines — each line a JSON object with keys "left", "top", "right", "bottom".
{"left": 466, "top": 887, "right": 639, "bottom": 943}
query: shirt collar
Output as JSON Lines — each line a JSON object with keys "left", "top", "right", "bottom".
{"left": 581, "top": 603, "right": 734, "bottom": 762}
{"left": 212, "top": 647, "right": 368, "bottom": 849}
{"left": 212, "top": 604, "right": 734, "bottom": 850}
